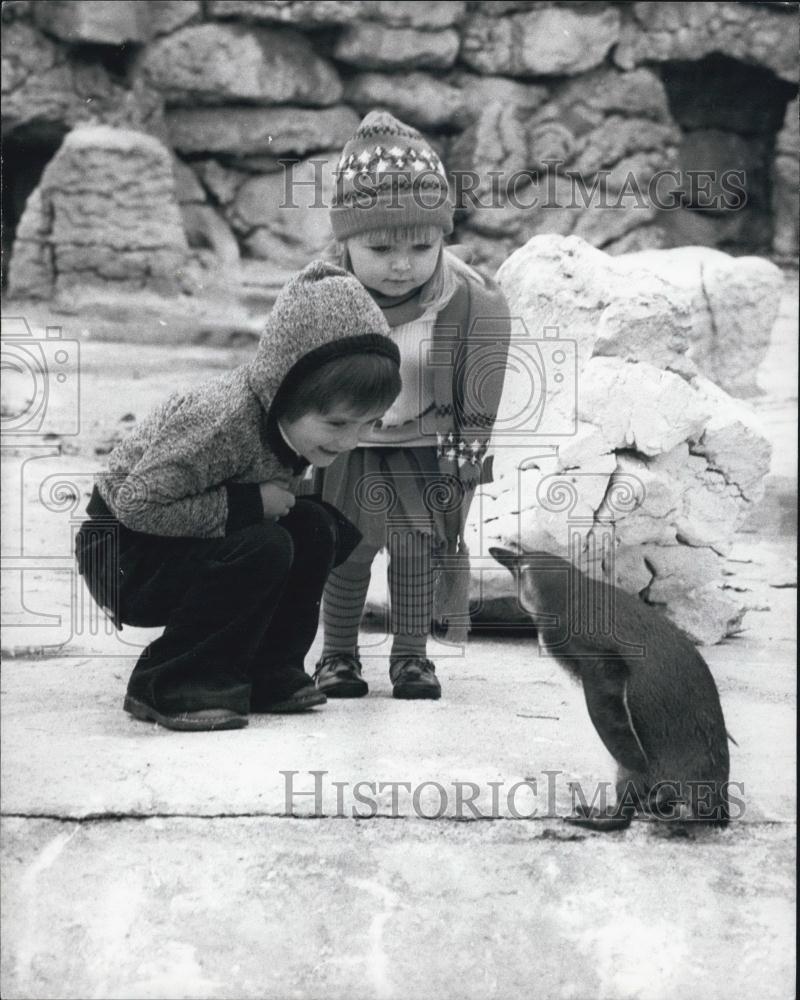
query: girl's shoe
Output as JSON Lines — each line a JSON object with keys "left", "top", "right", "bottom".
{"left": 314, "top": 653, "right": 369, "bottom": 698}
{"left": 389, "top": 658, "right": 441, "bottom": 700}
{"left": 123, "top": 694, "right": 248, "bottom": 731}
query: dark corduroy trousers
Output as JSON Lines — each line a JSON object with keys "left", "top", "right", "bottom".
{"left": 76, "top": 498, "right": 350, "bottom": 715}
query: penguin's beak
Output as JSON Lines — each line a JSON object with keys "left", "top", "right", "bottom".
{"left": 489, "top": 546, "right": 521, "bottom": 576}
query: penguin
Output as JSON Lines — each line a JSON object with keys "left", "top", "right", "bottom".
{"left": 490, "top": 547, "right": 731, "bottom": 832}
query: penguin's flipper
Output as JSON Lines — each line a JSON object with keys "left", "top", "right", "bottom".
{"left": 581, "top": 659, "right": 650, "bottom": 774}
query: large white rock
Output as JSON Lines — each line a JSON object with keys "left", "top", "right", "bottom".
{"left": 473, "top": 234, "right": 775, "bottom": 644}
{"left": 624, "top": 246, "right": 784, "bottom": 397}
{"left": 497, "top": 234, "right": 781, "bottom": 398}
{"left": 578, "top": 358, "right": 711, "bottom": 456}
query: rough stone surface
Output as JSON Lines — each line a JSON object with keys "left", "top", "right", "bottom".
{"left": 227, "top": 152, "right": 336, "bottom": 269}
{"left": 454, "top": 68, "right": 681, "bottom": 269}
{"left": 8, "top": 125, "right": 190, "bottom": 300}
{"left": 462, "top": 5, "right": 622, "bottom": 76}
{"left": 194, "top": 160, "right": 252, "bottom": 205}
{"left": 165, "top": 104, "right": 359, "bottom": 157}
{"left": 172, "top": 158, "right": 206, "bottom": 204}
{"left": 344, "top": 72, "right": 465, "bottom": 130}
{"left": 449, "top": 101, "right": 533, "bottom": 205}
{"left": 773, "top": 97, "right": 800, "bottom": 260}
{"left": 334, "top": 23, "right": 461, "bottom": 71}
{"left": 472, "top": 234, "right": 776, "bottom": 644}
{"left": 209, "top": 0, "right": 360, "bottom": 24}
{"left": 209, "top": 0, "right": 466, "bottom": 28}
{"left": 446, "top": 75, "right": 550, "bottom": 215}
{"left": 148, "top": 0, "right": 203, "bottom": 37}
{"left": 32, "top": 0, "right": 149, "bottom": 45}
{"left": 170, "top": 157, "right": 243, "bottom": 265}
{"left": 3, "top": 2, "right": 796, "bottom": 289}
{"left": 1, "top": 20, "right": 163, "bottom": 139}
{"left": 450, "top": 72, "right": 551, "bottom": 125}
{"left": 615, "top": 0, "right": 800, "bottom": 83}
{"left": 181, "top": 203, "right": 241, "bottom": 265}
{"left": 625, "top": 246, "right": 784, "bottom": 397}
{"left": 141, "top": 23, "right": 342, "bottom": 107}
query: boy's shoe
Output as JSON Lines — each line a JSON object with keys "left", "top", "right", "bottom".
{"left": 254, "top": 686, "right": 327, "bottom": 713}
{"left": 389, "top": 657, "right": 441, "bottom": 700}
{"left": 314, "top": 653, "right": 369, "bottom": 698}
{"left": 250, "top": 669, "right": 327, "bottom": 713}
{"left": 123, "top": 694, "right": 248, "bottom": 731}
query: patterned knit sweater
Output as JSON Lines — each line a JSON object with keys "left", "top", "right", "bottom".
{"left": 355, "top": 253, "right": 511, "bottom": 485}
{"left": 424, "top": 252, "right": 511, "bottom": 490}
{"left": 360, "top": 307, "right": 439, "bottom": 447}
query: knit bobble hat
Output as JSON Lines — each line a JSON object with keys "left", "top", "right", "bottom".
{"left": 250, "top": 260, "right": 400, "bottom": 414}
{"left": 330, "top": 110, "right": 454, "bottom": 241}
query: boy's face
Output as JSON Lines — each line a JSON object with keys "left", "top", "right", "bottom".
{"left": 282, "top": 403, "right": 388, "bottom": 466}
{"left": 348, "top": 233, "right": 441, "bottom": 297}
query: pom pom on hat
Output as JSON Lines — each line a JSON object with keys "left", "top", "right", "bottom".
{"left": 330, "top": 110, "right": 454, "bottom": 241}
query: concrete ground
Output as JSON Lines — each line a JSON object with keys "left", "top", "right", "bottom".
{"left": 1, "top": 276, "right": 796, "bottom": 999}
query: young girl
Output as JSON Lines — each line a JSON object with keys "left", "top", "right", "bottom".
{"left": 313, "top": 111, "right": 512, "bottom": 701}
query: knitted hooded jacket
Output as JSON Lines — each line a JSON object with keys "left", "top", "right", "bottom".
{"left": 95, "top": 262, "right": 399, "bottom": 539}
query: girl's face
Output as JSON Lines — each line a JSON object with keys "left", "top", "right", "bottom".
{"left": 347, "top": 231, "right": 442, "bottom": 297}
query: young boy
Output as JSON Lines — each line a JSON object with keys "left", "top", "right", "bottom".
{"left": 75, "top": 261, "right": 401, "bottom": 732}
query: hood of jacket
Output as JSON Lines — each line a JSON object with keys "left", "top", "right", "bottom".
{"left": 246, "top": 260, "right": 400, "bottom": 420}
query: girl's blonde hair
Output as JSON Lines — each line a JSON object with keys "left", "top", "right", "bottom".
{"left": 324, "top": 225, "right": 458, "bottom": 313}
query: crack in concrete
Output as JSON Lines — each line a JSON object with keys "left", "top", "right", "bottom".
{"left": 3, "top": 812, "right": 793, "bottom": 828}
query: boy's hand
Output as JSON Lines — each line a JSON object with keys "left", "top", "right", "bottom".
{"left": 259, "top": 483, "right": 296, "bottom": 519}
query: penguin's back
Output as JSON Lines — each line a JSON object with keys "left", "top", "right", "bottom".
{"left": 521, "top": 551, "right": 730, "bottom": 788}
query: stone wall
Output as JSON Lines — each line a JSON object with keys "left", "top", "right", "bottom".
{"left": 3, "top": 0, "right": 799, "bottom": 292}
{"left": 2, "top": 2, "right": 790, "bottom": 644}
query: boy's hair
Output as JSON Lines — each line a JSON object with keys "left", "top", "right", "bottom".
{"left": 278, "top": 352, "right": 401, "bottom": 422}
